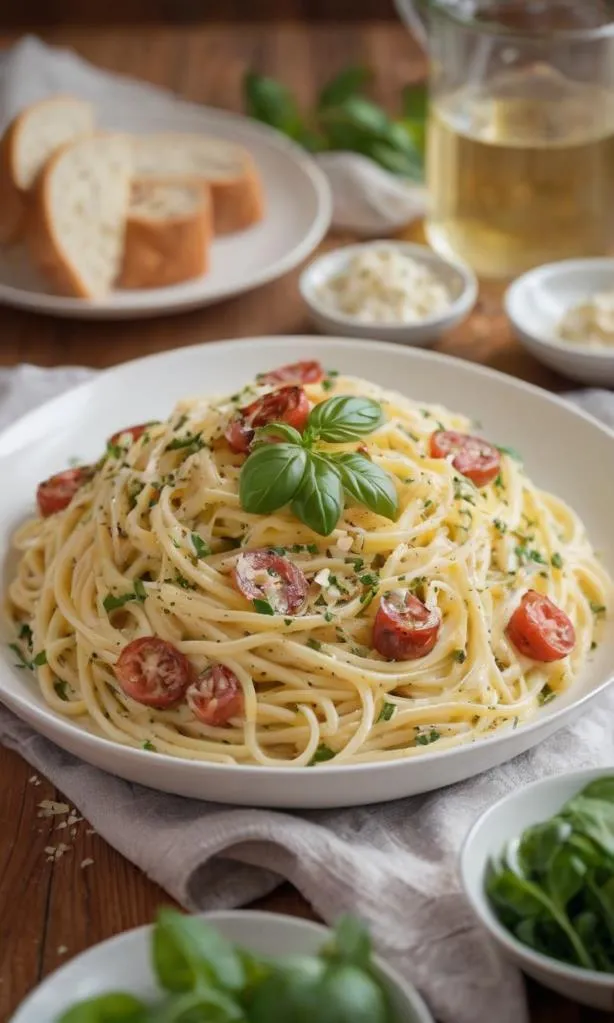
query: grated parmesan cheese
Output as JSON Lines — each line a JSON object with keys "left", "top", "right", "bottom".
{"left": 557, "top": 290, "right": 614, "bottom": 347}
{"left": 317, "top": 247, "right": 452, "bottom": 324}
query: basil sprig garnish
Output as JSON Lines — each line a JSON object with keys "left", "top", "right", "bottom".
{"left": 239, "top": 395, "right": 399, "bottom": 535}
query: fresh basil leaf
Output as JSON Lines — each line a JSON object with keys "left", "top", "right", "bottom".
{"left": 401, "top": 82, "right": 427, "bottom": 121}
{"left": 57, "top": 992, "right": 148, "bottom": 1022}
{"left": 291, "top": 454, "right": 343, "bottom": 536}
{"left": 243, "top": 71, "right": 303, "bottom": 139}
{"left": 318, "top": 66, "right": 370, "bottom": 109}
{"left": 367, "top": 140, "right": 423, "bottom": 179}
{"left": 331, "top": 452, "right": 398, "bottom": 521}
{"left": 152, "top": 987, "right": 244, "bottom": 1022}
{"left": 319, "top": 95, "right": 392, "bottom": 138}
{"left": 253, "top": 598, "right": 275, "bottom": 615}
{"left": 153, "top": 908, "right": 244, "bottom": 994}
{"left": 253, "top": 422, "right": 303, "bottom": 446}
{"left": 308, "top": 395, "right": 383, "bottom": 443}
{"left": 239, "top": 444, "right": 307, "bottom": 515}
{"left": 191, "top": 532, "right": 211, "bottom": 559}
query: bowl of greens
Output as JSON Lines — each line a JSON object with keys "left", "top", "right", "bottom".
{"left": 460, "top": 770, "right": 614, "bottom": 1010}
{"left": 11, "top": 909, "right": 434, "bottom": 1023}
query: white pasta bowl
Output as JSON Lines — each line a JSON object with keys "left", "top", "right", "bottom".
{"left": 10, "top": 910, "right": 435, "bottom": 1023}
{"left": 0, "top": 336, "right": 613, "bottom": 808}
{"left": 460, "top": 769, "right": 614, "bottom": 1010}
{"left": 506, "top": 258, "right": 614, "bottom": 385}
{"left": 299, "top": 241, "right": 477, "bottom": 345}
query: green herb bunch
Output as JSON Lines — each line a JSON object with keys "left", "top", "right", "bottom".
{"left": 487, "top": 776, "right": 614, "bottom": 971}
{"left": 244, "top": 66, "right": 426, "bottom": 180}
{"left": 239, "top": 395, "right": 399, "bottom": 536}
{"left": 58, "top": 909, "right": 394, "bottom": 1022}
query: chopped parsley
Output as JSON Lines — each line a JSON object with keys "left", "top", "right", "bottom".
{"left": 18, "top": 623, "right": 33, "bottom": 648}
{"left": 321, "top": 377, "right": 334, "bottom": 392}
{"left": 103, "top": 592, "right": 138, "bottom": 612}
{"left": 310, "top": 743, "right": 335, "bottom": 765}
{"left": 423, "top": 499, "right": 434, "bottom": 512}
{"left": 359, "top": 573, "right": 379, "bottom": 587}
{"left": 134, "top": 578, "right": 147, "bottom": 602}
{"left": 452, "top": 649, "right": 467, "bottom": 664}
{"left": 142, "top": 740, "right": 157, "bottom": 752}
{"left": 453, "top": 478, "right": 476, "bottom": 504}
{"left": 174, "top": 414, "right": 189, "bottom": 431}
{"left": 175, "top": 573, "right": 194, "bottom": 590}
{"left": 324, "top": 611, "right": 334, "bottom": 623}
{"left": 538, "top": 685, "right": 556, "bottom": 706}
{"left": 408, "top": 576, "right": 427, "bottom": 595}
{"left": 496, "top": 444, "right": 522, "bottom": 462}
{"left": 9, "top": 643, "right": 31, "bottom": 669}
{"left": 590, "top": 601, "right": 606, "bottom": 616}
{"left": 415, "top": 730, "right": 440, "bottom": 746}
{"left": 515, "top": 544, "right": 547, "bottom": 566}
{"left": 345, "top": 557, "right": 364, "bottom": 572}
{"left": 54, "top": 680, "right": 69, "bottom": 701}
{"left": 493, "top": 519, "right": 507, "bottom": 534}
{"left": 284, "top": 618, "right": 293, "bottom": 626}
{"left": 165, "top": 432, "right": 206, "bottom": 453}
{"left": 191, "top": 532, "right": 211, "bottom": 558}
{"left": 493, "top": 474, "right": 504, "bottom": 489}
{"left": 551, "top": 552, "right": 563, "bottom": 569}
{"left": 377, "top": 702, "right": 396, "bottom": 723}
{"left": 106, "top": 442, "right": 123, "bottom": 459}
{"left": 307, "top": 638, "right": 322, "bottom": 651}
{"left": 591, "top": 640, "right": 598, "bottom": 652}
{"left": 32, "top": 650, "right": 47, "bottom": 667}
{"left": 253, "top": 598, "right": 275, "bottom": 615}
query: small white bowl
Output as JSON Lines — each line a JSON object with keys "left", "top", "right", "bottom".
{"left": 460, "top": 769, "right": 614, "bottom": 1011}
{"left": 11, "top": 910, "right": 434, "bottom": 1023}
{"left": 506, "top": 258, "right": 614, "bottom": 385}
{"left": 299, "top": 241, "right": 477, "bottom": 346}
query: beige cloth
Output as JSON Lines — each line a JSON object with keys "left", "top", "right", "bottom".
{"left": 2, "top": 365, "right": 614, "bottom": 1023}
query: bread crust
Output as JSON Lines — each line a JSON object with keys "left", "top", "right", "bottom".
{"left": 119, "top": 183, "right": 212, "bottom": 289}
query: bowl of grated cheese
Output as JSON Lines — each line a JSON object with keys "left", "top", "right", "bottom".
{"left": 299, "top": 241, "right": 477, "bottom": 346}
{"left": 506, "top": 257, "right": 614, "bottom": 385}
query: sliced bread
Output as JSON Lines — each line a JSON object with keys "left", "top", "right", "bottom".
{"left": 131, "top": 133, "right": 264, "bottom": 235}
{"left": 28, "top": 134, "right": 132, "bottom": 299}
{"left": 0, "top": 96, "right": 94, "bottom": 245}
{"left": 119, "top": 181, "right": 212, "bottom": 289}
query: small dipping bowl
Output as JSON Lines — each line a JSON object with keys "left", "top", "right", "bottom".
{"left": 506, "top": 258, "right": 614, "bottom": 385}
{"left": 460, "top": 769, "right": 614, "bottom": 1011}
{"left": 300, "top": 241, "right": 477, "bottom": 347}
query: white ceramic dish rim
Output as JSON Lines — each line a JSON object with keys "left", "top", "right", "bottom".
{"left": 10, "top": 910, "right": 435, "bottom": 1023}
{"left": 505, "top": 258, "right": 614, "bottom": 359}
{"left": 460, "top": 767, "right": 614, "bottom": 989}
{"left": 0, "top": 106, "right": 333, "bottom": 317}
{"left": 1, "top": 335, "right": 613, "bottom": 787}
{"left": 300, "top": 241, "right": 478, "bottom": 330}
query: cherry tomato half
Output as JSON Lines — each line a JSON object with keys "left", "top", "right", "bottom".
{"left": 259, "top": 361, "right": 324, "bottom": 385}
{"left": 506, "top": 590, "right": 575, "bottom": 662}
{"left": 108, "top": 422, "right": 155, "bottom": 448}
{"left": 430, "top": 430, "right": 500, "bottom": 488}
{"left": 233, "top": 550, "right": 308, "bottom": 615}
{"left": 114, "top": 636, "right": 193, "bottom": 708}
{"left": 187, "top": 664, "right": 244, "bottom": 726}
{"left": 36, "top": 467, "right": 94, "bottom": 518}
{"left": 373, "top": 591, "right": 442, "bottom": 661}
{"left": 225, "top": 386, "right": 310, "bottom": 454}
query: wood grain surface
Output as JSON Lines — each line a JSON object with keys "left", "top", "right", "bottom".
{"left": 0, "top": 20, "right": 608, "bottom": 1023}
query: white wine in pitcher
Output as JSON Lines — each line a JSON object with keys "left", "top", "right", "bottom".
{"left": 426, "top": 65, "right": 614, "bottom": 278}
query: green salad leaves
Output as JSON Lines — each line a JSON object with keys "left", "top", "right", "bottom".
{"left": 239, "top": 395, "right": 399, "bottom": 536}
{"left": 487, "top": 776, "right": 614, "bottom": 972}
{"left": 244, "top": 66, "right": 426, "bottom": 180}
{"left": 57, "top": 910, "right": 394, "bottom": 1023}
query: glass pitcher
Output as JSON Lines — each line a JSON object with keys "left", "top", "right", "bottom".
{"left": 395, "top": 0, "right": 614, "bottom": 278}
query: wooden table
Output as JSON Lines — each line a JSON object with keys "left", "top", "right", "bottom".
{"left": 0, "top": 20, "right": 608, "bottom": 1023}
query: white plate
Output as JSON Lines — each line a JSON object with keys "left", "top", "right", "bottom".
{"left": 1, "top": 336, "right": 613, "bottom": 808}
{"left": 0, "top": 106, "right": 331, "bottom": 319}
{"left": 10, "top": 910, "right": 434, "bottom": 1023}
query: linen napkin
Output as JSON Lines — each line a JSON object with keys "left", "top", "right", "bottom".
{"left": 2, "top": 366, "right": 614, "bottom": 1023}
{"left": 0, "top": 35, "right": 426, "bottom": 237}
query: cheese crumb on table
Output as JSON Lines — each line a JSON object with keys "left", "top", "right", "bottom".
{"left": 557, "top": 290, "right": 614, "bottom": 347}
{"left": 317, "top": 247, "right": 452, "bottom": 324}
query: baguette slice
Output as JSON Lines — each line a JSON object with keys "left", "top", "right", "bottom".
{"left": 28, "top": 134, "right": 132, "bottom": 300}
{"left": 119, "top": 181, "right": 212, "bottom": 289}
{"left": 131, "top": 133, "right": 264, "bottom": 235}
{"left": 0, "top": 96, "right": 94, "bottom": 245}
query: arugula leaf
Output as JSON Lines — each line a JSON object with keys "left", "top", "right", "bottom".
{"left": 57, "top": 992, "right": 148, "bottom": 1022}
{"left": 308, "top": 395, "right": 383, "bottom": 443}
{"left": 243, "top": 71, "right": 304, "bottom": 139}
{"left": 291, "top": 454, "right": 344, "bottom": 536}
{"left": 153, "top": 908, "right": 245, "bottom": 994}
{"left": 191, "top": 532, "right": 211, "bottom": 559}
{"left": 331, "top": 452, "right": 398, "bottom": 521}
{"left": 240, "top": 444, "right": 307, "bottom": 515}
{"left": 318, "top": 66, "right": 370, "bottom": 109}
{"left": 517, "top": 818, "right": 572, "bottom": 877}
